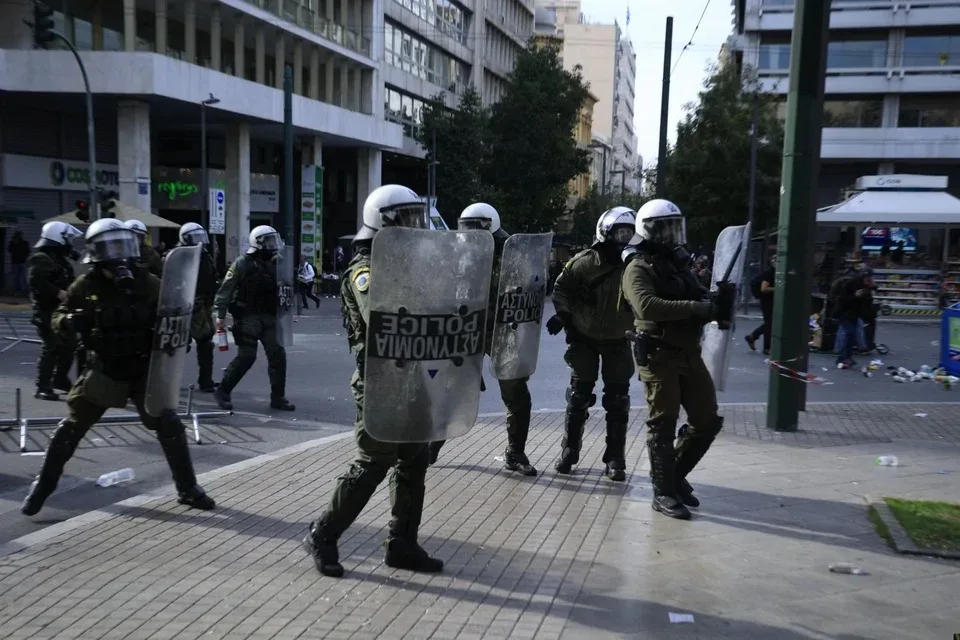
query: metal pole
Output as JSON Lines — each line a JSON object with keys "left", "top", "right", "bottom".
{"left": 766, "top": 0, "right": 830, "bottom": 432}
{"left": 600, "top": 148, "right": 607, "bottom": 197}
{"left": 201, "top": 104, "right": 208, "bottom": 230}
{"left": 656, "top": 17, "right": 673, "bottom": 199}
{"left": 620, "top": 170, "right": 626, "bottom": 194}
{"left": 747, "top": 93, "right": 759, "bottom": 231}
{"left": 283, "top": 65, "right": 294, "bottom": 243}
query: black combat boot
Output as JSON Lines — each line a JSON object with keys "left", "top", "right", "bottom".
{"left": 270, "top": 387, "right": 295, "bottom": 412}
{"left": 21, "top": 420, "right": 84, "bottom": 516}
{"left": 156, "top": 426, "right": 216, "bottom": 510}
{"left": 648, "top": 427, "right": 690, "bottom": 520}
{"left": 428, "top": 441, "right": 445, "bottom": 465}
{"left": 213, "top": 388, "right": 233, "bottom": 410}
{"left": 504, "top": 410, "right": 536, "bottom": 477}
{"left": 556, "top": 385, "right": 592, "bottom": 474}
{"left": 303, "top": 520, "right": 344, "bottom": 577}
{"left": 385, "top": 461, "right": 443, "bottom": 573}
{"left": 602, "top": 420, "right": 628, "bottom": 482}
{"left": 34, "top": 388, "right": 59, "bottom": 401}
{"left": 674, "top": 418, "right": 723, "bottom": 510}
{"left": 384, "top": 538, "right": 445, "bottom": 573}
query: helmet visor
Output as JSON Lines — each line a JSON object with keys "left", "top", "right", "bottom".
{"left": 257, "top": 232, "right": 283, "bottom": 252}
{"left": 183, "top": 228, "right": 210, "bottom": 246}
{"left": 86, "top": 229, "right": 141, "bottom": 262}
{"left": 459, "top": 217, "right": 491, "bottom": 231}
{"left": 642, "top": 216, "right": 686, "bottom": 247}
{"left": 383, "top": 204, "right": 428, "bottom": 230}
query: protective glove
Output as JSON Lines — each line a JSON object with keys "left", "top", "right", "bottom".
{"left": 713, "top": 282, "right": 736, "bottom": 329}
{"left": 546, "top": 314, "right": 565, "bottom": 336}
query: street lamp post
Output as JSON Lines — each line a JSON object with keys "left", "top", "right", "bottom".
{"left": 200, "top": 93, "right": 220, "bottom": 232}
{"left": 588, "top": 141, "right": 609, "bottom": 196}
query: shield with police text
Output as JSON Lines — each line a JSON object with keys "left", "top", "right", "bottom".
{"left": 364, "top": 226, "right": 495, "bottom": 443}
{"left": 276, "top": 244, "right": 295, "bottom": 347}
{"left": 701, "top": 222, "right": 751, "bottom": 392}
{"left": 489, "top": 232, "right": 552, "bottom": 380}
{"left": 144, "top": 244, "right": 202, "bottom": 417}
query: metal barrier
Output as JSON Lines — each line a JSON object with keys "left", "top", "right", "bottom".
{"left": 0, "top": 386, "right": 232, "bottom": 452}
{"left": 1, "top": 316, "right": 41, "bottom": 354}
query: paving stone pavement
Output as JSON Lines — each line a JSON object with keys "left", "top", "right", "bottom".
{"left": 0, "top": 404, "right": 958, "bottom": 640}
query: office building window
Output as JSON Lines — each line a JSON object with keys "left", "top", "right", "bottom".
{"left": 394, "top": 0, "right": 468, "bottom": 45}
{"left": 823, "top": 99, "right": 883, "bottom": 127}
{"left": 903, "top": 33, "right": 960, "bottom": 67}
{"left": 384, "top": 85, "right": 427, "bottom": 137}
{"left": 384, "top": 21, "right": 470, "bottom": 92}
{"left": 899, "top": 96, "right": 960, "bottom": 127}
{"left": 759, "top": 38, "right": 887, "bottom": 70}
{"left": 757, "top": 43, "right": 791, "bottom": 70}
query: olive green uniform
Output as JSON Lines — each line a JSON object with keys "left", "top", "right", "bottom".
{"left": 552, "top": 248, "right": 635, "bottom": 472}
{"left": 169, "top": 248, "right": 219, "bottom": 389}
{"left": 214, "top": 253, "right": 287, "bottom": 402}
{"left": 308, "top": 248, "right": 435, "bottom": 570}
{"left": 27, "top": 249, "right": 76, "bottom": 395}
{"left": 21, "top": 267, "right": 213, "bottom": 515}
{"left": 138, "top": 244, "right": 164, "bottom": 277}
{"left": 620, "top": 251, "right": 721, "bottom": 501}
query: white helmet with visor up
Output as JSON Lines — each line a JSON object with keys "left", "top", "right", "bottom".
{"left": 635, "top": 199, "right": 686, "bottom": 248}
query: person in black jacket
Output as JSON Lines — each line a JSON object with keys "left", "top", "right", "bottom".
{"left": 745, "top": 257, "right": 776, "bottom": 355}
{"left": 833, "top": 268, "right": 875, "bottom": 367}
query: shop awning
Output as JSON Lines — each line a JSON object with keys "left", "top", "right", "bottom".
{"left": 43, "top": 201, "right": 180, "bottom": 229}
{"left": 816, "top": 190, "right": 960, "bottom": 227}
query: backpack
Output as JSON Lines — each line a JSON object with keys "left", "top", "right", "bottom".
{"left": 750, "top": 273, "right": 763, "bottom": 299}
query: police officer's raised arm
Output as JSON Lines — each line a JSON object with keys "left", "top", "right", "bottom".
{"left": 622, "top": 261, "right": 713, "bottom": 323}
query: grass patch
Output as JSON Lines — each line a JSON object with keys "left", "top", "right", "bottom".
{"left": 884, "top": 498, "right": 960, "bottom": 552}
{"left": 867, "top": 505, "right": 895, "bottom": 550}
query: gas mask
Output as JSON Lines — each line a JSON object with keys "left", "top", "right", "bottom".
{"left": 101, "top": 260, "right": 136, "bottom": 290}
{"left": 68, "top": 247, "right": 82, "bottom": 262}
{"left": 670, "top": 245, "right": 692, "bottom": 268}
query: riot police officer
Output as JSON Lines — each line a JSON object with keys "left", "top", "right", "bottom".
{"left": 213, "top": 225, "right": 294, "bottom": 411}
{"left": 620, "top": 199, "right": 731, "bottom": 520}
{"left": 429, "top": 203, "right": 537, "bottom": 476}
{"left": 126, "top": 219, "right": 164, "bottom": 276}
{"left": 21, "top": 219, "right": 215, "bottom": 516}
{"left": 28, "top": 222, "right": 82, "bottom": 400}
{"left": 547, "top": 207, "right": 637, "bottom": 481}
{"left": 303, "top": 184, "right": 444, "bottom": 578}
{"left": 174, "top": 222, "right": 220, "bottom": 392}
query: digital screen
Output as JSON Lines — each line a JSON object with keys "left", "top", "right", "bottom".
{"left": 430, "top": 215, "right": 449, "bottom": 231}
{"left": 861, "top": 227, "right": 917, "bottom": 253}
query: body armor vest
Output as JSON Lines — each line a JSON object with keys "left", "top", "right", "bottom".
{"left": 83, "top": 272, "right": 155, "bottom": 380}
{"left": 236, "top": 258, "right": 277, "bottom": 314}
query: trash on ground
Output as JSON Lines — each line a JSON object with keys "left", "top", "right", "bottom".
{"left": 914, "top": 413, "right": 928, "bottom": 418}
{"left": 668, "top": 613, "right": 696, "bottom": 623}
{"left": 876, "top": 456, "right": 900, "bottom": 467}
{"left": 829, "top": 563, "right": 868, "bottom": 575}
{"left": 494, "top": 455, "right": 504, "bottom": 462}
{"left": 96, "top": 468, "right": 135, "bottom": 487}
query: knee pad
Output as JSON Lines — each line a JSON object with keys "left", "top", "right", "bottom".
{"left": 646, "top": 418, "right": 677, "bottom": 446}
{"left": 565, "top": 382, "right": 596, "bottom": 411}
{"left": 342, "top": 461, "right": 390, "bottom": 489}
{"left": 602, "top": 383, "right": 631, "bottom": 414}
{"left": 681, "top": 416, "right": 724, "bottom": 441}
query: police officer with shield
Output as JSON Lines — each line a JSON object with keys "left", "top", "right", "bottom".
{"left": 126, "top": 220, "right": 164, "bottom": 277}
{"left": 28, "top": 222, "right": 82, "bottom": 400}
{"left": 303, "top": 185, "right": 445, "bottom": 578}
{"left": 547, "top": 208, "right": 637, "bottom": 481}
{"left": 21, "top": 219, "right": 215, "bottom": 516}
{"left": 429, "top": 203, "right": 539, "bottom": 476}
{"left": 620, "top": 199, "right": 733, "bottom": 520}
{"left": 172, "top": 222, "right": 220, "bottom": 392}
{"left": 213, "top": 226, "right": 295, "bottom": 411}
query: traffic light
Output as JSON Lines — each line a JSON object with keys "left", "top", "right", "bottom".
{"left": 75, "top": 199, "right": 90, "bottom": 222}
{"left": 31, "top": 1, "right": 55, "bottom": 49}
{"left": 99, "top": 190, "right": 118, "bottom": 218}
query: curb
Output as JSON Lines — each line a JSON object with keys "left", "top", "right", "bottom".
{"left": 864, "top": 495, "right": 960, "bottom": 560}
{"left": 0, "top": 427, "right": 353, "bottom": 558}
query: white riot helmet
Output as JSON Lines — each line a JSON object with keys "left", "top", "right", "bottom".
{"left": 594, "top": 206, "right": 637, "bottom": 248}
{"left": 247, "top": 225, "right": 283, "bottom": 255}
{"left": 35, "top": 221, "right": 82, "bottom": 250}
{"left": 125, "top": 219, "right": 148, "bottom": 239}
{"left": 458, "top": 203, "right": 508, "bottom": 238}
{"left": 635, "top": 199, "right": 686, "bottom": 248}
{"left": 179, "top": 222, "right": 209, "bottom": 246}
{"left": 83, "top": 218, "right": 141, "bottom": 264}
{"left": 355, "top": 184, "right": 427, "bottom": 241}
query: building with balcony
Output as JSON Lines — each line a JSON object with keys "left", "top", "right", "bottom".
{"left": 380, "top": 0, "right": 535, "bottom": 188}
{"left": 0, "top": 0, "right": 401, "bottom": 282}
{"left": 731, "top": 0, "right": 960, "bottom": 205}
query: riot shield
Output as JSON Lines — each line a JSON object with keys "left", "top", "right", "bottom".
{"left": 701, "top": 222, "right": 751, "bottom": 392}
{"left": 364, "top": 227, "right": 495, "bottom": 443}
{"left": 144, "top": 244, "right": 202, "bottom": 417}
{"left": 489, "top": 232, "right": 552, "bottom": 380}
{"left": 276, "top": 244, "right": 295, "bottom": 347}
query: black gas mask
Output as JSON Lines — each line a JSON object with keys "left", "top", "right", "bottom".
{"left": 101, "top": 260, "right": 136, "bottom": 290}
{"left": 68, "top": 247, "right": 82, "bottom": 262}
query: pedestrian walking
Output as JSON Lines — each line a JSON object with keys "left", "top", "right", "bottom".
{"left": 297, "top": 254, "right": 321, "bottom": 309}
{"left": 745, "top": 257, "right": 776, "bottom": 355}
{"left": 8, "top": 230, "right": 30, "bottom": 294}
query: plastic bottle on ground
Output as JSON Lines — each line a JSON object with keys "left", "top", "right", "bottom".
{"left": 96, "top": 468, "right": 135, "bottom": 487}
{"left": 875, "top": 456, "right": 899, "bottom": 467}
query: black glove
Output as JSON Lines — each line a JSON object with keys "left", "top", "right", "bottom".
{"left": 546, "top": 314, "right": 565, "bottom": 335}
{"left": 713, "top": 282, "right": 736, "bottom": 329}
{"left": 66, "top": 310, "right": 90, "bottom": 334}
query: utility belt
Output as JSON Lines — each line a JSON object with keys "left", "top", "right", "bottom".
{"left": 625, "top": 331, "right": 681, "bottom": 368}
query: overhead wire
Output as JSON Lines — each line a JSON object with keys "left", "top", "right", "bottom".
{"left": 671, "top": 0, "right": 713, "bottom": 76}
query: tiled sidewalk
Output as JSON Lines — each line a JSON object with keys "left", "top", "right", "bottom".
{"left": 0, "top": 404, "right": 958, "bottom": 640}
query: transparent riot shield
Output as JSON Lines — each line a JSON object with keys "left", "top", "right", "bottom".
{"left": 364, "top": 227, "right": 495, "bottom": 443}
{"left": 276, "top": 244, "right": 295, "bottom": 347}
{"left": 145, "top": 244, "right": 202, "bottom": 417}
{"left": 489, "top": 232, "right": 553, "bottom": 380}
{"left": 701, "top": 222, "right": 751, "bottom": 392}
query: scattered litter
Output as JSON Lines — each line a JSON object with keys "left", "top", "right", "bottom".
{"left": 668, "top": 613, "right": 695, "bottom": 623}
{"left": 21, "top": 452, "right": 44, "bottom": 456}
{"left": 931, "top": 340, "right": 940, "bottom": 347}
{"left": 494, "top": 455, "right": 504, "bottom": 462}
{"left": 106, "top": 435, "right": 116, "bottom": 439}
{"left": 876, "top": 456, "right": 899, "bottom": 467}
{"left": 219, "top": 440, "right": 227, "bottom": 444}
{"left": 914, "top": 413, "right": 928, "bottom": 418}
{"left": 829, "top": 563, "right": 867, "bottom": 575}
{"left": 96, "top": 468, "right": 135, "bottom": 487}
{"left": 20, "top": 361, "right": 32, "bottom": 365}
{"left": 822, "top": 367, "right": 829, "bottom": 372}
{"left": 91, "top": 438, "right": 106, "bottom": 444}
{"left": 328, "top": 397, "right": 336, "bottom": 401}
{"left": 937, "top": 470, "right": 950, "bottom": 475}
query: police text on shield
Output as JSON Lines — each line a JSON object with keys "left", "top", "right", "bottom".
{"left": 496, "top": 285, "right": 546, "bottom": 324}
{"left": 369, "top": 310, "right": 485, "bottom": 361}
{"left": 154, "top": 313, "right": 192, "bottom": 351}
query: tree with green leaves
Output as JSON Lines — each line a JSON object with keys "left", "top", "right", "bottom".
{"left": 655, "top": 61, "right": 784, "bottom": 248}
{"left": 416, "top": 86, "right": 488, "bottom": 228}
{"left": 483, "top": 42, "right": 592, "bottom": 234}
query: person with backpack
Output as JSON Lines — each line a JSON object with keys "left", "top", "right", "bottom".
{"left": 745, "top": 257, "right": 776, "bottom": 355}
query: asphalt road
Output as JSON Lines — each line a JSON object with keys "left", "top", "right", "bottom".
{"left": 0, "top": 301, "right": 952, "bottom": 544}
